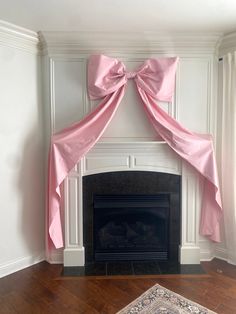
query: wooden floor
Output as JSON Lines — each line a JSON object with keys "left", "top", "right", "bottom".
{"left": 0, "top": 259, "right": 236, "bottom": 313}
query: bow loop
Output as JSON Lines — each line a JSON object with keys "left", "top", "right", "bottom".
{"left": 136, "top": 58, "right": 179, "bottom": 102}
{"left": 88, "top": 55, "right": 127, "bottom": 100}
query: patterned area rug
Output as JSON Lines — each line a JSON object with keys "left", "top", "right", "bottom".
{"left": 117, "top": 284, "right": 217, "bottom": 314}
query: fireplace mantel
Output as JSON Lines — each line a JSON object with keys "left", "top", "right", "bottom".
{"left": 63, "top": 141, "right": 204, "bottom": 266}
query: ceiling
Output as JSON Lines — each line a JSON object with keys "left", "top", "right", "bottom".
{"left": 0, "top": 0, "right": 236, "bottom": 34}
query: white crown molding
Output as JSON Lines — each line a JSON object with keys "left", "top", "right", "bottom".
{"left": 218, "top": 32, "right": 236, "bottom": 57}
{"left": 0, "top": 19, "right": 40, "bottom": 54}
{"left": 0, "top": 21, "right": 224, "bottom": 57}
{"left": 39, "top": 31, "right": 222, "bottom": 56}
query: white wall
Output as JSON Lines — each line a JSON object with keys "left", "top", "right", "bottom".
{"left": 0, "top": 22, "right": 45, "bottom": 277}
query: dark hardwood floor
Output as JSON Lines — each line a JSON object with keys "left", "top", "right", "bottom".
{"left": 0, "top": 258, "right": 236, "bottom": 313}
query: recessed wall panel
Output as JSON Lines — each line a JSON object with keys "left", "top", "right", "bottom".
{"left": 53, "top": 59, "right": 86, "bottom": 132}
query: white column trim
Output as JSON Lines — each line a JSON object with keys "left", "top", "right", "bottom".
{"left": 179, "top": 163, "right": 201, "bottom": 264}
{"left": 63, "top": 162, "right": 85, "bottom": 266}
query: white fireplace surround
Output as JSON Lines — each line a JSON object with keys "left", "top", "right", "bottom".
{"left": 63, "top": 141, "right": 204, "bottom": 266}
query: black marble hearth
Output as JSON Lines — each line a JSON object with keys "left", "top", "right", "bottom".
{"left": 62, "top": 261, "right": 205, "bottom": 276}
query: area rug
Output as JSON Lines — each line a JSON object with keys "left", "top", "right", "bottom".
{"left": 117, "top": 284, "right": 217, "bottom": 314}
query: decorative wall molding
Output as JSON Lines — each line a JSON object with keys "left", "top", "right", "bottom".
{"left": 174, "top": 57, "right": 212, "bottom": 134}
{"left": 49, "top": 58, "right": 56, "bottom": 133}
{"left": 47, "top": 53, "right": 214, "bottom": 139}
{"left": 82, "top": 142, "right": 181, "bottom": 176}
{"left": 0, "top": 19, "right": 40, "bottom": 54}
{"left": 49, "top": 57, "right": 88, "bottom": 133}
{"left": 39, "top": 31, "right": 221, "bottom": 56}
{"left": 0, "top": 252, "right": 45, "bottom": 278}
{"left": 218, "top": 32, "right": 236, "bottom": 57}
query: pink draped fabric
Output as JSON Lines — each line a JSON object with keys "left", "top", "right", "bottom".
{"left": 48, "top": 54, "right": 222, "bottom": 249}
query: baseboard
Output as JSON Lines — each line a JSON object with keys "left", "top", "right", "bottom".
{"left": 200, "top": 250, "right": 214, "bottom": 261}
{"left": 0, "top": 251, "right": 45, "bottom": 278}
{"left": 46, "top": 248, "right": 63, "bottom": 264}
{"left": 64, "top": 247, "right": 85, "bottom": 266}
{"left": 179, "top": 245, "right": 201, "bottom": 264}
{"left": 214, "top": 246, "right": 229, "bottom": 262}
{"left": 199, "top": 239, "right": 214, "bottom": 261}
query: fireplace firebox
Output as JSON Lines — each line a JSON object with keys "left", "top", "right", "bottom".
{"left": 83, "top": 171, "right": 181, "bottom": 263}
{"left": 94, "top": 194, "right": 170, "bottom": 261}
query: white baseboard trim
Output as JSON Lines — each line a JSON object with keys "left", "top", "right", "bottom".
{"left": 199, "top": 239, "right": 214, "bottom": 261}
{"left": 179, "top": 245, "right": 201, "bottom": 264}
{"left": 0, "top": 251, "right": 45, "bottom": 278}
{"left": 214, "top": 247, "right": 229, "bottom": 262}
{"left": 46, "top": 248, "right": 63, "bottom": 264}
{"left": 45, "top": 247, "right": 231, "bottom": 266}
{"left": 200, "top": 250, "right": 214, "bottom": 261}
{"left": 64, "top": 247, "right": 85, "bottom": 267}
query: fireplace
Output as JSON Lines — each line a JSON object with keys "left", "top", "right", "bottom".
{"left": 62, "top": 142, "right": 204, "bottom": 267}
{"left": 94, "top": 194, "right": 170, "bottom": 261}
{"left": 83, "top": 171, "right": 180, "bottom": 263}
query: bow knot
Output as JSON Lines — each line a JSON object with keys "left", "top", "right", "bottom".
{"left": 126, "top": 71, "right": 137, "bottom": 79}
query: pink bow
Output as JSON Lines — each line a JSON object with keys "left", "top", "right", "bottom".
{"left": 48, "top": 54, "right": 222, "bottom": 250}
{"left": 88, "top": 54, "right": 178, "bottom": 101}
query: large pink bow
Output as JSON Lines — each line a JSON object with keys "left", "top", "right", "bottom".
{"left": 88, "top": 54, "right": 178, "bottom": 101}
{"left": 48, "top": 54, "right": 222, "bottom": 250}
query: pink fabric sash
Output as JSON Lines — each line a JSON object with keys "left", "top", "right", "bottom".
{"left": 48, "top": 54, "right": 222, "bottom": 249}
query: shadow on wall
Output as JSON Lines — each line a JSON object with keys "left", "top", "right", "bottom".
{"left": 18, "top": 126, "right": 45, "bottom": 256}
{"left": 18, "top": 57, "right": 45, "bottom": 258}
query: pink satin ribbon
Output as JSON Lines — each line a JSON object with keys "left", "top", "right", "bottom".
{"left": 48, "top": 54, "right": 222, "bottom": 249}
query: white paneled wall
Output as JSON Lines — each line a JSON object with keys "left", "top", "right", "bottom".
{"left": 41, "top": 32, "right": 220, "bottom": 265}
{"left": 51, "top": 59, "right": 87, "bottom": 133}
{"left": 47, "top": 55, "right": 213, "bottom": 140}
{"left": 176, "top": 58, "right": 211, "bottom": 133}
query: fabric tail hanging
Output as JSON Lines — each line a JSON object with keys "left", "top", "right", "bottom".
{"left": 48, "top": 86, "right": 125, "bottom": 249}
{"left": 137, "top": 87, "right": 222, "bottom": 241}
